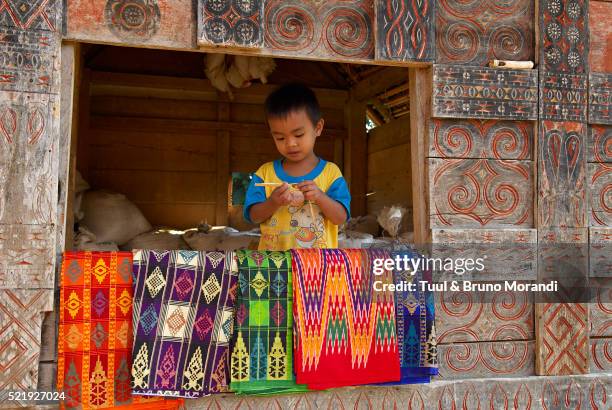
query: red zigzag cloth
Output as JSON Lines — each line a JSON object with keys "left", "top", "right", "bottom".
{"left": 291, "top": 249, "right": 399, "bottom": 389}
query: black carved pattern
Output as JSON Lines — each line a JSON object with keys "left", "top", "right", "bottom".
{"left": 432, "top": 65, "right": 538, "bottom": 120}
{"left": 199, "top": 0, "right": 262, "bottom": 47}
{"left": 540, "top": 0, "right": 588, "bottom": 73}
{"left": 540, "top": 72, "right": 587, "bottom": 122}
{"left": 104, "top": 0, "right": 161, "bottom": 41}
{"left": 589, "top": 73, "right": 611, "bottom": 125}
{"left": 376, "top": 0, "right": 434, "bottom": 61}
{"left": 0, "top": 0, "right": 58, "bottom": 31}
{"left": 539, "top": 121, "right": 587, "bottom": 228}
{"left": 0, "top": 28, "right": 57, "bottom": 93}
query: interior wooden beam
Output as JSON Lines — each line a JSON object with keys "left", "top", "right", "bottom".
{"left": 366, "top": 106, "right": 384, "bottom": 127}
{"left": 377, "top": 82, "right": 410, "bottom": 100}
{"left": 370, "top": 98, "right": 393, "bottom": 123}
{"left": 352, "top": 67, "right": 411, "bottom": 102}
{"left": 89, "top": 71, "right": 348, "bottom": 108}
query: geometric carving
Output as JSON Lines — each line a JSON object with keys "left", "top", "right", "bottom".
{"left": 0, "top": 91, "right": 59, "bottom": 225}
{"left": 375, "top": 0, "right": 434, "bottom": 61}
{"left": 588, "top": 72, "right": 611, "bottom": 125}
{"left": 0, "top": 224, "right": 54, "bottom": 288}
{"left": 0, "top": 289, "right": 53, "bottom": 396}
{"left": 588, "top": 125, "right": 612, "bottom": 163}
{"left": 535, "top": 302, "right": 589, "bottom": 375}
{"left": 540, "top": 72, "right": 587, "bottom": 122}
{"left": 436, "top": 287, "right": 534, "bottom": 342}
{"left": 429, "top": 158, "right": 533, "bottom": 228}
{"left": 438, "top": 341, "right": 534, "bottom": 379}
{"left": 436, "top": 0, "right": 534, "bottom": 66}
{"left": 429, "top": 119, "right": 533, "bottom": 159}
{"left": 0, "top": 0, "right": 59, "bottom": 31}
{"left": 198, "top": 0, "right": 262, "bottom": 47}
{"left": 539, "top": 0, "right": 589, "bottom": 74}
{"left": 589, "top": 163, "right": 612, "bottom": 226}
{"left": 539, "top": 121, "right": 586, "bottom": 228}
{"left": 432, "top": 228, "right": 537, "bottom": 281}
{"left": 263, "top": 0, "right": 375, "bottom": 60}
{"left": 0, "top": 29, "right": 59, "bottom": 93}
{"left": 432, "top": 65, "right": 538, "bottom": 120}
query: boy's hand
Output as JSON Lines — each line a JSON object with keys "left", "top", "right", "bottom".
{"left": 270, "top": 183, "right": 292, "bottom": 206}
{"left": 297, "top": 180, "right": 324, "bottom": 204}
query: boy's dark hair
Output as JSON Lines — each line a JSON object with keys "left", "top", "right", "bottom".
{"left": 264, "top": 83, "right": 322, "bottom": 125}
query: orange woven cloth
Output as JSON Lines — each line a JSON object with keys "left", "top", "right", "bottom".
{"left": 57, "top": 251, "right": 182, "bottom": 410}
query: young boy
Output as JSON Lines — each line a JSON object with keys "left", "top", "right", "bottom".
{"left": 244, "top": 83, "right": 351, "bottom": 250}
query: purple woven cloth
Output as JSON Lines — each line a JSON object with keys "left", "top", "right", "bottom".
{"left": 130, "top": 250, "right": 238, "bottom": 398}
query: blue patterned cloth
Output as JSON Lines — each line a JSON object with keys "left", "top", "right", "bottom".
{"left": 388, "top": 248, "right": 438, "bottom": 384}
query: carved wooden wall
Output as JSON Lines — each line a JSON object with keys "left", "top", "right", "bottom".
{"left": 12, "top": 0, "right": 610, "bottom": 401}
{"left": 0, "top": 0, "right": 60, "bottom": 402}
{"left": 586, "top": 0, "right": 612, "bottom": 377}
{"left": 189, "top": 375, "right": 608, "bottom": 409}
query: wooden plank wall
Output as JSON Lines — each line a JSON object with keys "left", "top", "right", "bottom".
{"left": 587, "top": 0, "right": 612, "bottom": 375}
{"left": 0, "top": 0, "right": 60, "bottom": 400}
{"left": 428, "top": 0, "right": 538, "bottom": 380}
{"left": 79, "top": 72, "right": 347, "bottom": 230}
{"left": 366, "top": 116, "right": 413, "bottom": 230}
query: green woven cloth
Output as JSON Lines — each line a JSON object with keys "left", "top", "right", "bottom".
{"left": 230, "top": 250, "right": 308, "bottom": 395}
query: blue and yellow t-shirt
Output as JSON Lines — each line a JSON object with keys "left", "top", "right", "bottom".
{"left": 244, "top": 158, "right": 351, "bottom": 250}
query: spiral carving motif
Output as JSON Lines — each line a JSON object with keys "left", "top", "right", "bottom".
{"left": 264, "top": 0, "right": 374, "bottom": 59}
{"left": 431, "top": 120, "right": 532, "bottom": 160}
{"left": 436, "top": 0, "right": 533, "bottom": 65}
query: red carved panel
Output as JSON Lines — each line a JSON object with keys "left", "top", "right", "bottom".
{"left": 263, "top": 0, "right": 375, "bottom": 60}
{"left": 589, "top": 0, "right": 612, "bottom": 73}
{"left": 536, "top": 303, "right": 589, "bottom": 375}
{"left": 438, "top": 341, "right": 534, "bottom": 379}
{"left": 429, "top": 158, "right": 533, "bottom": 228}
{"left": 435, "top": 0, "right": 534, "bottom": 66}
{"left": 588, "top": 125, "right": 612, "bottom": 163}
{"left": 66, "top": 0, "right": 194, "bottom": 49}
{"left": 589, "top": 163, "right": 612, "bottom": 226}
{"left": 436, "top": 289, "right": 534, "bottom": 343}
{"left": 590, "top": 338, "right": 612, "bottom": 373}
{"left": 429, "top": 119, "right": 533, "bottom": 160}
{"left": 0, "top": 289, "right": 53, "bottom": 393}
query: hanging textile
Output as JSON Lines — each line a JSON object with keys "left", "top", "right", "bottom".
{"left": 391, "top": 249, "right": 438, "bottom": 383}
{"left": 131, "top": 250, "right": 238, "bottom": 398}
{"left": 291, "top": 249, "right": 400, "bottom": 389}
{"left": 57, "top": 251, "right": 179, "bottom": 410}
{"left": 230, "top": 250, "right": 307, "bottom": 394}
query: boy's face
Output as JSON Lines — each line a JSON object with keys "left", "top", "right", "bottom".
{"left": 268, "top": 109, "right": 323, "bottom": 163}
